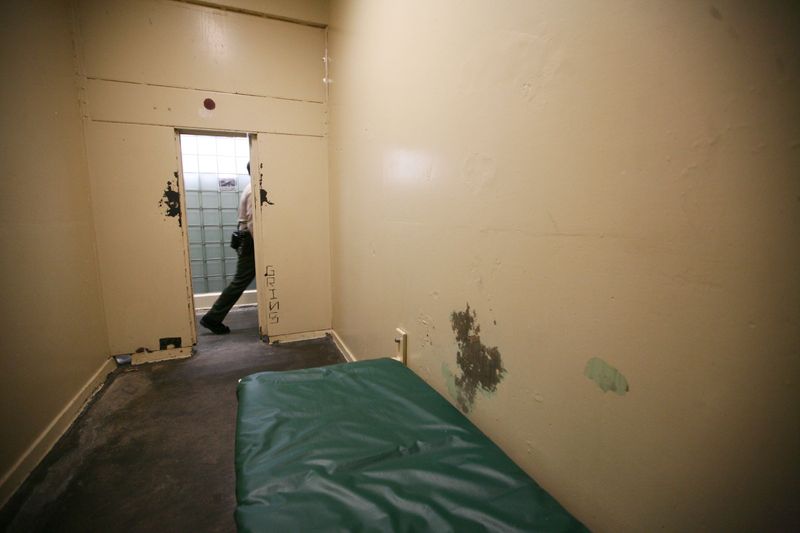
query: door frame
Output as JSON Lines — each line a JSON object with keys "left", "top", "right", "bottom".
{"left": 173, "top": 130, "right": 197, "bottom": 347}
{"left": 248, "top": 133, "right": 271, "bottom": 341}
{"left": 174, "top": 129, "right": 267, "bottom": 341}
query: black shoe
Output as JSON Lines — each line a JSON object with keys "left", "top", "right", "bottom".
{"left": 200, "top": 316, "right": 230, "bottom": 335}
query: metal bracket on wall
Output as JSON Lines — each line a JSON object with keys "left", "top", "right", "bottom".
{"left": 394, "top": 328, "right": 407, "bottom": 365}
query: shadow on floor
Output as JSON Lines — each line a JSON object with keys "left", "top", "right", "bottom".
{"left": 0, "top": 307, "right": 344, "bottom": 533}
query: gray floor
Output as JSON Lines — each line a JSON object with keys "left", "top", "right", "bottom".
{"left": 0, "top": 307, "right": 345, "bottom": 532}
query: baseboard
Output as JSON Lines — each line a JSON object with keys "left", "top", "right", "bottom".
{"left": 0, "top": 357, "right": 116, "bottom": 508}
{"left": 269, "top": 329, "right": 329, "bottom": 344}
{"left": 328, "top": 329, "right": 357, "bottom": 363}
{"left": 131, "top": 346, "right": 193, "bottom": 365}
{"left": 193, "top": 289, "right": 257, "bottom": 311}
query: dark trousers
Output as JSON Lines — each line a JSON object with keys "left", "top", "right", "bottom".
{"left": 202, "top": 250, "right": 256, "bottom": 324}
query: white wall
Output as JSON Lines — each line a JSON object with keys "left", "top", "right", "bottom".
{"left": 327, "top": 1, "right": 800, "bottom": 531}
{"left": 0, "top": 0, "right": 111, "bottom": 505}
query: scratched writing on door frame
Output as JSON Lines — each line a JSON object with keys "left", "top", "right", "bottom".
{"left": 265, "top": 265, "right": 279, "bottom": 324}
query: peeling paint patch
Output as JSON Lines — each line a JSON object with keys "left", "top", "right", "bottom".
{"left": 260, "top": 188, "right": 273, "bottom": 206}
{"left": 418, "top": 312, "right": 435, "bottom": 347}
{"left": 440, "top": 362, "right": 460, "bottom": 403}
{"left": 159, "top": 337, "right": 182, "bottom": 350}
{"left": 259, "top": 175, "right": 274, "bottom": 206}
{"left": 450, "top": 303, "right": 506, "bottom": 412}
{"left": 584, "top": 357, "right": 629, "bottom": 396}
{"left": 159, "top": 175, "right": 182, "bottom": 226}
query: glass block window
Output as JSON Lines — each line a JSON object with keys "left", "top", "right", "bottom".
{"left": 181, "top": 133, "right": 254, "bottom": 295}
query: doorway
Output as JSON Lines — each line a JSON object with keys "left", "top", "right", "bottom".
{"left": 178, "top": 132, "right": 254, "bottom": 312}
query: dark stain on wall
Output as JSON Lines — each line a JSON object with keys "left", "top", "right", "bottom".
{"left": 159, "top": 174, "right": 182, "bottom": 226}
{"left": 450, "top": 303, "right": 506, "bottom": 413}
{"left": 159, "top": 337, "right": 182, "bottom": 350}
{"left": 260, "top": 188, "right": 273, "bottom": 206}
{"left": 709, "top": 5, "right": 722, "bottom": 20}
{"left": 259, "top": 175, "right": 274, "bottom": 206}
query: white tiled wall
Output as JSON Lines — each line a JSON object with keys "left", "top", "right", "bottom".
{"left": 180, "top": 134, "right": 252, "bottom": 294}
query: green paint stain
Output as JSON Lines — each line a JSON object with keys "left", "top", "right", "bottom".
{"left": 584, "top": 357, "right": 629, "bottom": 396}
{"left": 441, "top": 363, "right": 460, "bottom": 402}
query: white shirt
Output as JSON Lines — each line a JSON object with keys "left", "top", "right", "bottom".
{"left": 239, "top": 183, "right": 253, "bottom": 234}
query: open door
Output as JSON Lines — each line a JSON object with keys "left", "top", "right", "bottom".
{"left": 85, "top": 122, "right": 195, "bottom": 363}
{"left": 252, "top": 134, "right": 331, "bottom": 340}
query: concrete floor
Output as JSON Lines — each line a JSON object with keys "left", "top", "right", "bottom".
{"left": 0, "top": 307, "right": 345, "bottom": 532}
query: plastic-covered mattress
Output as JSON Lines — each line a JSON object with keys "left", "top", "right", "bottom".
{"left": 235, "top": 358, "right": 587, "bottom": 532}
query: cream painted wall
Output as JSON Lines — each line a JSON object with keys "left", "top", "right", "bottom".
{"left": 77, "top": 0, "right": 325, "bottom": 102}
{"left": 0, "top": 0, "right": 110, "bottom": 504}
{"left": 76, "top": 0, "right": 330, "bottom": 350}
{"left": 327, "top": 1, "right": 800, "bottom": 531}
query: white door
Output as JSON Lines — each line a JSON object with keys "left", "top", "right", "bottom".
{"left": 253, "top": 134, "right": 331, "bottom": 339}
{"left": 85, "top": 122, "right": 195, "bottom": 362}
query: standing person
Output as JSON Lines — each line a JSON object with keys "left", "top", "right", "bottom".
{"left": 199, "top": 164, "right": 255, "bottom": 334}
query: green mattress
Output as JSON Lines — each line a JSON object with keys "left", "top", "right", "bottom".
{"left": 235, "top": 358, "right": 588, "bottom": 532}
